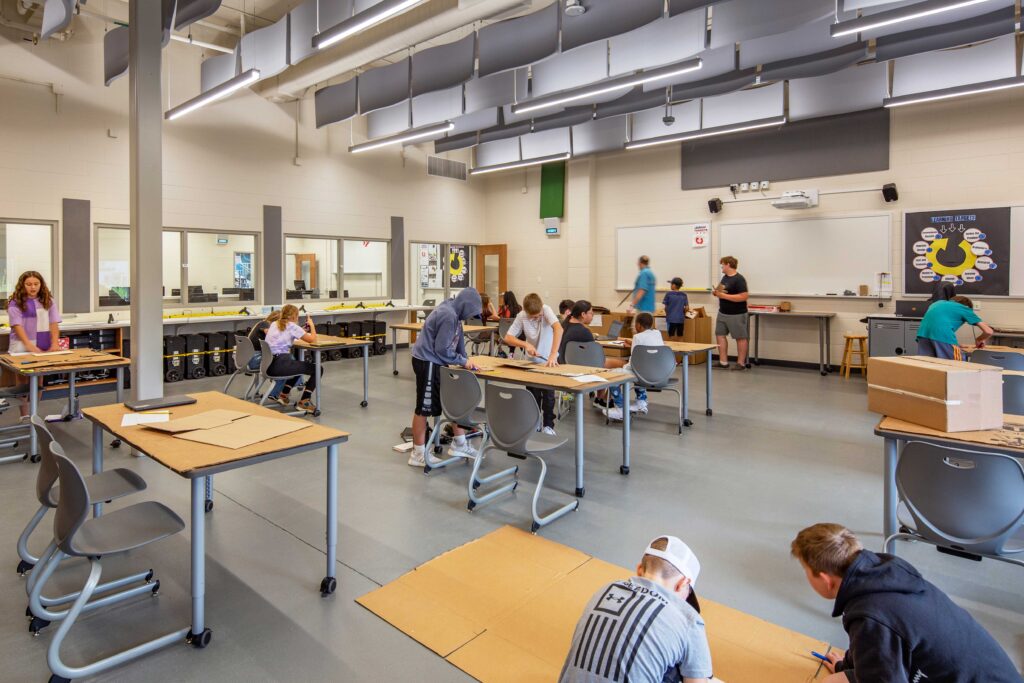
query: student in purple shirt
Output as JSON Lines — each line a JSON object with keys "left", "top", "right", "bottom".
{"left": 7, "top": 271, "right": 62, "bottom": 415}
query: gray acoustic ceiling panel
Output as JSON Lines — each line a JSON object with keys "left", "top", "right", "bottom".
{"left": 561, "top": 0, "right": 664, "bottom": 53}
{"left": 175, "top": 0, "right": 223, "bottom": 31}
{"left": 520, "top": 128, "right": 571, "bottom": 159}
{"left": 41, "top": 0, "right": 74, "bottom": 41}
{"left": 367, "top": 100, "right": 411, "bottom": 139}
{"left": 572, "top": 116, "right": 628, "bottom": 155}
{"left": 201, "top": 50, "right": 239, "bottom": 92}
{"left": 289, "top": 0, "right": 317, "bottom": 66}
{"left": 478, "top": 2, "right": 559, "bottom": 77}
{"left": 789, "top": 62, "right": 887, "bottom": 121}
{"left": 632, "top": 99, "right": 700, "bottom": 140}
{"left": 314, "top": 78, "right": 359, "bottom": 128}
{"left": 874, "top": 7, "right": 1015, "bottom": 62}
{"left": 670, "top": 0, "right": 727, "bottom": 14}
{"left": 532, "top": 108, "right": 595, "bottom": 133}
{"left": 609, "top": 10, "right": 707, "bottom": 78}
{"left": 645, "top": 44, "right": 736, "bottom": 91}
{"left": 450, "top": 107, "right": 501, "bottom": 135}
{"left": 530, "top": 41, "right": 609, "bottom": 98}
{"left": 359, "top": 57, "right": 411, "bottom": 113}
{"left": 670, "top": 68, "right": 755, "bottom": 100}
{"left": 892, "top": 32, "right": 1017, "bottom": 97}
{"left": 480, "top": 121, "right": 532, "bottom": 143}
{"left": 412, "top": 85, "right": 464, "bottom": 127}
{"left": 240, "top": 15, "right": 290, "bottom": 79}
{"left": 710, "top": 0, "right": 834, "bottom": 49}
{"left": 103, "top": 25, "right": 130, "bottom": 87}
{"left": 476, "top": 138, "right": 521, "bottom": 167}
{"left": 596, "top": 88, "right": 667, "bottom": 119}
{"left": 412, "top": 34, "right": 476, "bottom": 97}
{"left": 702, "top": 81, "right": 783, "bottom": 129}
{"left": 861, "top": 0, "right": 1013, "bottom": 39}
{"left": 465, "top": 69, "right": 528, "bottom": 114}
{"left": 759, "top": 42, "right": 867, "bottom": 81}
{"left": 740, "top": 16, "right": 855, "bottom": 69}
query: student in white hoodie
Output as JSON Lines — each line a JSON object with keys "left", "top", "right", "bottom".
{"left": 605, "top": 312, "right": 663, "bottom": 422}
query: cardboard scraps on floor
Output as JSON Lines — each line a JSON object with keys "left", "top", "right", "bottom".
{"left": 357, "top": 526, "right": 831, "bottom": 683}
{"left": 173, "top": 414, "right": 311, "bottom": 449}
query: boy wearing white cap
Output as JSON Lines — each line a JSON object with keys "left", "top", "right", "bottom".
{"left": 559, "top": 536, "right": 719, "bottom": 683}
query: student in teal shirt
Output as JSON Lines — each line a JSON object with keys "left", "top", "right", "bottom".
{"left": 916, "top": 295, "right": 992, "bottom": 361}
{"left": 630, "top": 255, "right": 657, "bottom": 313}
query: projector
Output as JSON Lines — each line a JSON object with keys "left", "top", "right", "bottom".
{"left": 771, "top": 190, "right": 819, "bottom": 210}
{"left": 565, "top": 0, "right": 586, "bottom": 17}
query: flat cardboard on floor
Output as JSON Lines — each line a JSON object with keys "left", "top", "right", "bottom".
{"left": 142, "top": 409, "right": 250, "bottom": 433}
{"left": 358, "top": 526, "right": 831, "bottom": 683}
{"left": 173, "top": 414, "right": 311, "bottom": 449}
{"left": 867, "top": 356, "right": 1003, "bottom": 432}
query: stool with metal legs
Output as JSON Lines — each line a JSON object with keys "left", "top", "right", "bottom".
{"left": 32, "top": 446, "right": 186, "bottom": 683}
{"left": 424, "top": 367, "right": 489, "bottom": 474}
{"left": 469, "top": 383, "right": 577, "bottom": 533}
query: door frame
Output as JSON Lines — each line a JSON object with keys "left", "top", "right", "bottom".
{"left": 475, "top": 244, "right": 507, "bottom": 299}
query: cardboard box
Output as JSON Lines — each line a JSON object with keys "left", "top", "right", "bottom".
{"left": 672, "top": 306, "right": 712, "bottom": 365}
{"left": 867, "top": 356, "right": 1003, "bottom": 432}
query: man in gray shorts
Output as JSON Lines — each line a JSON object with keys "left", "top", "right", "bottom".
{"left": 713, "top": 255, "right": 749, "bottom": 370}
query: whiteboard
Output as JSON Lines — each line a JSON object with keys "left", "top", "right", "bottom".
{"left": 717, "top": 214, "right": 892, "bottom": 296}
{"left": 615, "top": 223, "right": 713, "bottom": 291}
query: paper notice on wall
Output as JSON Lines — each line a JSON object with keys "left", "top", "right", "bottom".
{"left": 693, "top": 224, "right": 709, "bottom": 249}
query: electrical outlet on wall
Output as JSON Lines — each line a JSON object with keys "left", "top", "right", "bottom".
{"left": 748, "top": 181, "right": 759, "bottom": 191}
{"left": 759, "top": 180, "right": 770, "bottom": 190}
{"left": 739, "top": 182, "right": 749, "bottom": 192}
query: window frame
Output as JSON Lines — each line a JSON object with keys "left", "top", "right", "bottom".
{"left": 283, "top": 233, "right": 392, "bottom": 303}
{"left": 0, "top": 218, "right": 58, "bottom": 306}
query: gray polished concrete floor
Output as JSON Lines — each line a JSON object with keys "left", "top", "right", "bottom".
{"left": 1, "top": 353, "right": 1021, "bottom": 682}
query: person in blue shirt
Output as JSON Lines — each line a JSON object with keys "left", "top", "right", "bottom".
{"left": 629, "top": 255, "right": 657, "bottom": 314}
{"left": 916, "top": 295, "right": 992, "bottom": 361}
{"left": 663, "top": 277, "right": 689, "bottom": 337}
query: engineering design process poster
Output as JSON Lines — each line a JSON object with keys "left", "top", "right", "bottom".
{"left": 904, "top": 207, "right": 1011, "bottom": 296}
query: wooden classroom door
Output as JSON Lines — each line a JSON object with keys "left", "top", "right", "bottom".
{"left": 475, "top": 244, "right": 507, "bottom": 301}
{"left": 294, "top": 254, "right": 317, "bottom": 289}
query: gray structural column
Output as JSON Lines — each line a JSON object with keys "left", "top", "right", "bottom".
{"left": 128, "top": 0, "right": 164, "bottom": 401}
{"left": 61, "top": 199, "right": 91, "bottom": 314}
{"left": 263, "top": 206, "right": 283, "bottom": 306}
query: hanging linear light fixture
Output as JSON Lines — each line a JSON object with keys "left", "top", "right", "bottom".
{"left": 883, "top": 76, "right": 1024, "bottom": 108}
{"left": 511, "top": 58, "right": 703, "bottom": 116}
{"left": 624, "top": 116, "right": 786, "bottom": 150}
{"left": 165, "top": 68, "right": 261, "bottom": 121}
{"left": 469, "top": 152, "right": 571, "bottom": 176}
{"left": 349, "top": 121, "right": 455, "bottom": 154}
{"left": 830, "top": 0, "right": 997, "bottom": 38}
{"left": 313, "top": 0, "right": 428, "bottom": 50}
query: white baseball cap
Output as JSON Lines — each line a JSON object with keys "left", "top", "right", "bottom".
{"left": 644, "top": 536, "right": 701, "bottom": 586}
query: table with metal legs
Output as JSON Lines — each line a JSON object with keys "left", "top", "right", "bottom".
{"left": 749, "top": 311, "right": 836, "bottom": 376}
{"left": 295, "top": 336, "right": 372, "bottom": 415}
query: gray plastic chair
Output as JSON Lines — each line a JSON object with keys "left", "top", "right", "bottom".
{"left": 1004, "top": 374, "right": 1024, "bottom": 416}
{"left": 0, "top": 385, "right": 32, "bottom": 464}
{"left": 30, "top": 445, "right": 186, "bottom": 682}
{"left": 423, "top": 368, "right": 489, "bottom": 475}
{"left": 223, "top": 334, "right": 260, "bottom": 399}
{"left": 257, "top": 339, "right": 298, "bottom": 407}
{"left": 971, "top": 349, "right": 1024, "bottom": 370}
{"left": 564, "top": 341, "right": 605, "bottom": 368}
{"left": 887, "top": 441, "right": 1024, "bottom": 568}
{"left": 469, "top": 383, "right": 577, "bottom": 533}
{"left": 497, "top": 318, "right": 516, "bottom": 357}
{"left": 630, "top": 346, "right": 684, "bottom": 434}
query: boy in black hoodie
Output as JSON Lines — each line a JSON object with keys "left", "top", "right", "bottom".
{"left": 791, "top": 523, "right": 1021, "bottom": 683}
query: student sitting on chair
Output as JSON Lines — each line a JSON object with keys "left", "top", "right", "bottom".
{"left": 559, "top": 299, "right": 575, "bottom": 325}
{"left": 498, "top": 290, "right": 522, "bottom": 319}
{"left": 663, "top": 277, "right": 689, "bottom": 338}
{"left": 560, "top": 536, "right": 719, "bottom": 683}
{"left": 916, "top": 295, "right": 993, "bottom": 360}
{"left": 791, "top": 523, "right": 1020, "bottom": 683}
{"left": 479, "top": 293, "right": 499, "bottom": 322}
{"left": 605, "top": 312, "right": 661, "bottom": 421}
{"left": 504, "top": 292, "right": 563, "bottom": 436}
{"left": 265, "top": 304, "right": 320, "bottom": 413}
{"left": 248, "top": 310, "right": 301, "bottom": 401}
{"left": 408, "top": 288, "right": 482, "bottom": 468}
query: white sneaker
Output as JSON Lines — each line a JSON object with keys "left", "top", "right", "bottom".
{"left": 448, "top": 440, "right": 478, "bottom": 459}
{"left": 604, "top": 406, "right": 624, "bottom": 422}
{"left": 407, "top": 449, "right": 442, "bottom": 467}
{"left": 632, "top": 399, "right": 649, "bottom": 415}
{"left": 542, "top": 426, "right": 557, "bottom": 437}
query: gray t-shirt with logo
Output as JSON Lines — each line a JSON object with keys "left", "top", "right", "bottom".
{"left": 559, "top": 577, "right": 713, "bottom": 683}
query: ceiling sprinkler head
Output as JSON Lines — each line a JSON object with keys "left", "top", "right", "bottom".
{"left": 565, "top": 0, "right": 586, "bottom": 17}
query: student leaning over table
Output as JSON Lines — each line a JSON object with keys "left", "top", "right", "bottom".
{"left": 407, "top": 287, "right": 482, "bottom": 468}
{"left": 791, "top": 523, "right": 1022, "bottom": 683}
{"left": 6, "top": 270, "right": 61, "bottom": 416}
{"left": 503, "top": 292, "right": 563, "bottom": 436}
{"left": 916, "top": 295, "right": 993, "bottom": 361}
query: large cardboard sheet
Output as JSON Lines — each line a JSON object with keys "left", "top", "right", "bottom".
{"left": 878, "top": 414, "right": 1024, "bottom": 451}
{"left": 174, "top": 414, "right": 311, "bottom": 449}
{"left": 358, "top": 527, "right": 831, "bottom": 683}
{"left": 142, "top": 409, "right": 249, "bottom": 434}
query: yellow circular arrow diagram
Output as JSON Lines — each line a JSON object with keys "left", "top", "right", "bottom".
{"left": 927, "top": 237, "right": 976, "bottom": 276}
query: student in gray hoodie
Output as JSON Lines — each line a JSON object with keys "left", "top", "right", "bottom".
{"left": 408, "top": 288, "right": 482, "bottom": 468}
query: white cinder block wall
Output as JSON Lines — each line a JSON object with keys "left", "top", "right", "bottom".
{"left": 483, "top": 89, "right": 1024, "bottom": 366}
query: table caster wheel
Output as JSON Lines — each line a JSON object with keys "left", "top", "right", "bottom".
{"left": 17, "top": 560, "right": 34, "bottom": 575}
{"left": 393, "top": 371, "right": 399, "bottom": 376}
{"left": 320, "top": 576, "right": 337, "bottom": 596}
{"left": 204, "top": 499, "right": 214, "bottom": 513}
{"left": 683, "top": 419, "right": 693, "bottom": 428}
{"left": 187, "top": 628, "right": 212, "bottom": 648}
{"left": 29, "top": 616, "right": 50, "bottom": 635}
{"left": 620, "top": 466, "right": 630, "bottom": 475}
{"left": 705, "top": 409, "right": 713, "bottom": 416}
{"left": 111, "top": 439, "right": 122, "bottom": 448}
{"left": 360, "top": 400, "right": 368, "bottom": 408}
{"left": 530, "top": 522, "right": 540, "bottom": 534}
{"left": 575, "top": 487, "right": 585, "bottom": 498}
{"left": 30, "top": 453, "right": 41, "bottom": 464}
{"left": 313, "top": 409, "right": 322, "bottom": 417}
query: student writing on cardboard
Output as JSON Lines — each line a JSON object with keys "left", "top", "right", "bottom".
{"left": 916, "top": 295, "right": 993, "bottom": 361}
{"left": 503, "top": 292, "right": 563, "bottom": 436}
{"left": 791, "top": 523, "right": 1020, "bottom": 683}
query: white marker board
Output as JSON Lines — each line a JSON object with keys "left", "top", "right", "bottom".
{"left": 717, "top": 214, "right": 892, "bottom": 296}
{"left": 615, "top": 223, "right": 713, "bottom": 291}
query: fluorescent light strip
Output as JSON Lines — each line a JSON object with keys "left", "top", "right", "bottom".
{"left": 884, "top": 76, "right": 1024, "bottom": 108}
{"left": 624, "top": 116, "right": 787, "bottom": 151}
{"left": 313, "top": 0, "right": 426, "bottom": 50}
{"left": 830, "top": 0, "right": 996, "bottom": 38}
{"left": 470, "top": 153, "right": 571, "bottom": 176}
{"left": 349, "top": 122, "right": 455, "bottom": 154}
{"left": 165, "top": 68, "right": 261, "bottom": 121}
{"left": 512, "top": 58, "right": 703, "bottom": 116}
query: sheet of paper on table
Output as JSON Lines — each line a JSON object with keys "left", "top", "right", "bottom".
{"left": 121, "top": 413, "right": 171, "bottom": 427}
{"left": 574, "top": 374, "right": 608, "bottom": 384}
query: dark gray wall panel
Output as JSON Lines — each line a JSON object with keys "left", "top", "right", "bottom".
{"left": 875, "top": 8, "right": 1015, "bottom": 62}
{"left": 478, "top": 3, "right": 559, "bottom": 77}
{"left": 175, "top": 0, "right": 223, "bottom": 31}
{"left": 359, "top": 57, "right": 410, "bottom": 113}
{"left": 263, "top": 206, "right": 283, "bottom": 306}
{"left": 62, "top": 199, "right": 90, "bottom": 314}
{"left": 561, "top": 0, "right": 663, "bottom": 52}
{"left": 315, "top": 78, "right": 359, "bottom": 128}
{"left": 390, "top": 217, "right": 405, "bottom": 300}
{"left": 681, "top": 108, "right": 889, "bottom": 190}
{"left": 412, "top": 34, "right": 476, "bottom": 97}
